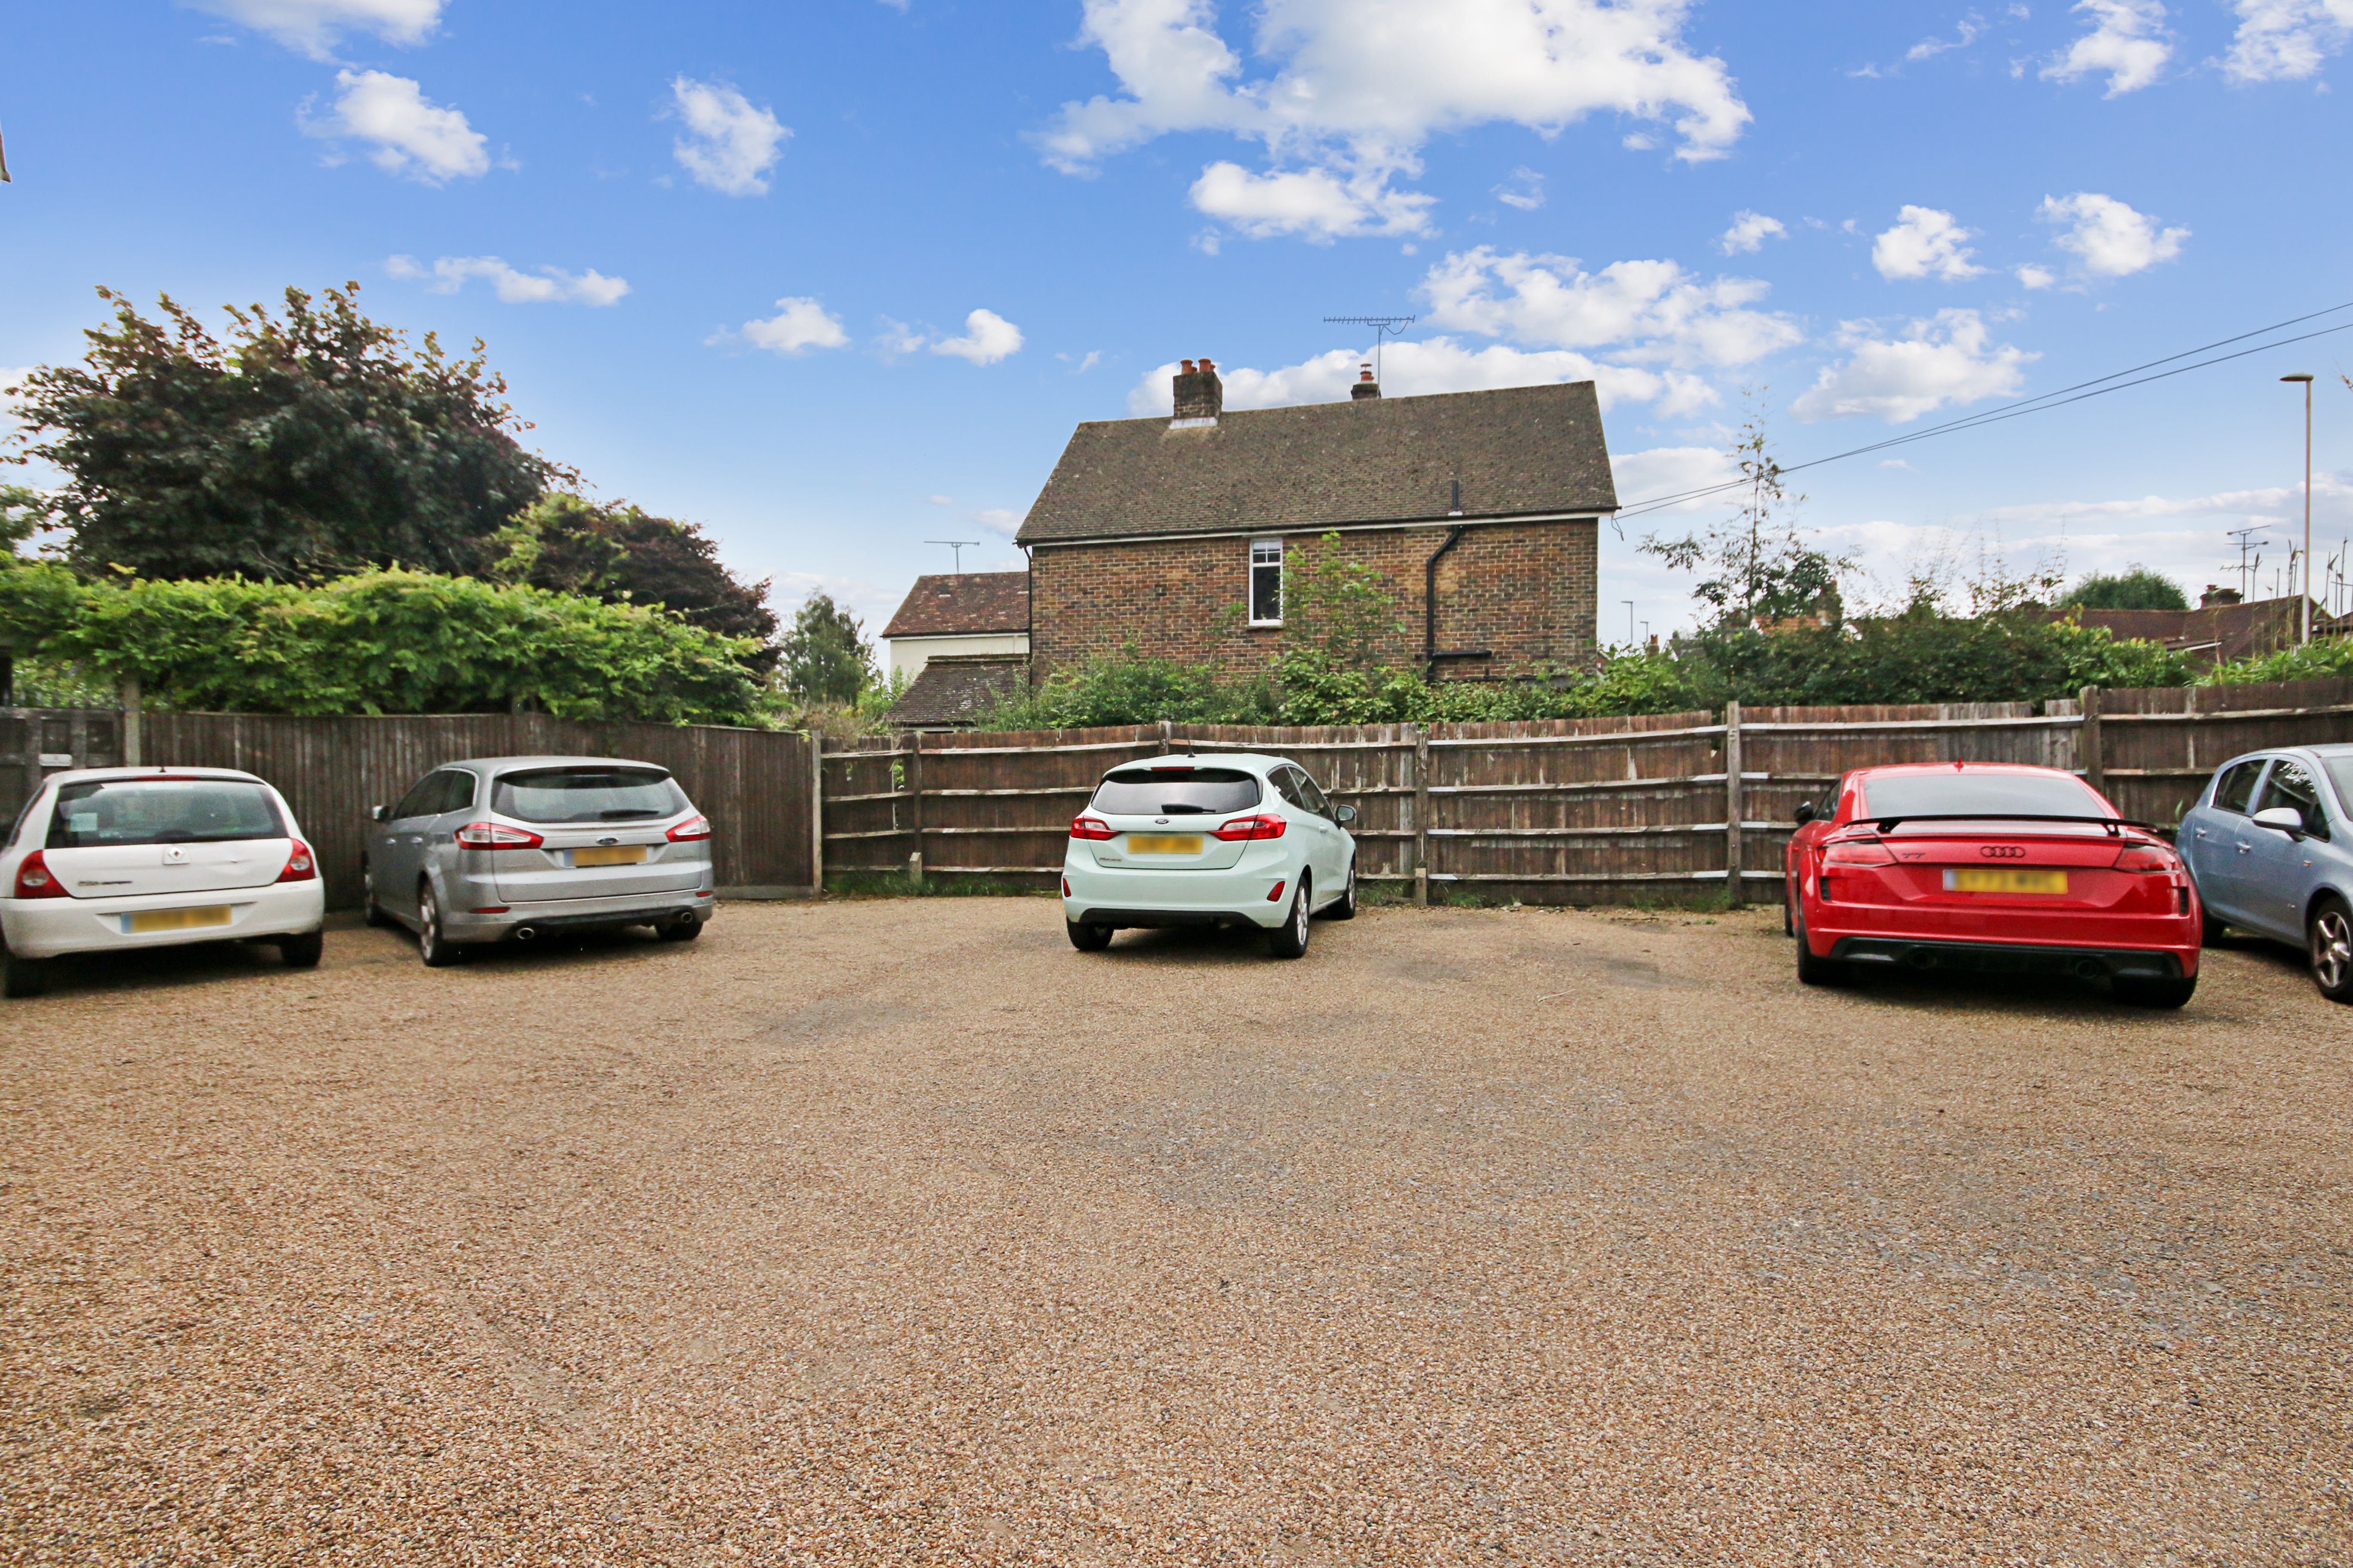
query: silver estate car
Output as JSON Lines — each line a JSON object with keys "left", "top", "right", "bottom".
{"left": 363, "top": 755, "right": 714, "bottom": 965}
{"left": 2177, "top": 743, "right": 2353, "bottom": 1003}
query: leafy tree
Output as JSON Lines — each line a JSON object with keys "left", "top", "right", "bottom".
{"left": 1641, "top": 394, "right": 1852, "bottom": 631}
{"left": 493, "top": 491, "right": 778, "bottom": 671}
{"left": 1, "top": 484, "right": 55, "bottom": 560}
{"left": 9, "top": 284, "right": 560, "bottom": 581}
{"left": 2056, "top": 567, "right": 2190, "bottom": 611}
{"left": 0, "top": 564, "right": 767, "bottom": 725}
{"left": 780, "top": 593, "right": 877, "bottom": 705}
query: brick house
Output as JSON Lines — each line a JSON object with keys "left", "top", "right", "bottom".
{"left": 879, "top": 572, "right": 1031, "bottom": 683}
{"left": 1015, "top": 360, "right": 1616, "bottom": 683}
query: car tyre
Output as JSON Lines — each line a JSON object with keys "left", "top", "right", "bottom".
{"left": 278, "top": 931, "right": 323, "bottom": 968}
{"left": 2197, "top": 898, "right": 2229, "bottom": 947}
{"left": 362, "top": 860, "right": 391, "bottom": 928}
{"left": 1793, "top": 902, "right": 1844, "bottom": 987}
{"left": 1267, "top": 873, "right": 1312, "bottom": 959}
{"left": 658, "top": 915, "right": 703, "bottom": 943}
{"left": 1328, "top": 857, "right": 1358, "bottom": 920}
{"left": 417, "top": 884, "right": 464, "bottom": 968}
{"left": 2310, "top": 895, "right": 2353, "bottom": 1004}
{"left": 2, "top": 949, "right": 49, "bottom": 1000}
{"left": 1066, "top": 918, "right": 1113, "bottom": 952}
{"left": 2113, "top": 976, "right": 2197, "bottom": 1009}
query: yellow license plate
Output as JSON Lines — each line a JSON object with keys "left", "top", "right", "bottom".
{"left": 1948, "top": 869, "right": 2069, "bottom": 895}
{"left": 128, "top": 906, "right": 232, "bottom": 933}
{"left": 573, "top": 845, "right": 648, "bottom": 867}
{"left": 1124, "top": 834, "right": 1202, "bottom": 855}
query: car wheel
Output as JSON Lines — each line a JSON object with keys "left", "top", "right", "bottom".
{"left": 278, "top": 931, "right": 323, "bottom": 968}
{"left": 2310, "top": 896, "right": 2353, "bottom": 1004}
{"left": 2, "top": 949, "right": 49, "bottom": 1000}
{"left": 657, "top": 915, "right": 703, "bottom": 943}
{"left": 1267, "top": 873, "right": 1312, "bottom": 959}
{"left": 2113, "top": 976, "right": 2197, "bottom": 1009}
{"left": 2197, "top": 896, "right": 2228, "bottom": 947}
{"left": 1066, "top": 918, "right": 1113, "bottom": 952}
{"left": 1793, "top": 901, "right": 1844, "bottom": 987}
{"left": 1328, "top": 857, "right": 1358, "bottom": 920}
{"left": 362, "top": 860, "right": 391, "bottom": 928}
{"left": 417, "top": 884, "right": 464, "bottom": 968}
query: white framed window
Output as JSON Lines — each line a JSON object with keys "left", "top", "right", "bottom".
{"left": 1248, "top": 538, "right": 1283, "bottom": 625}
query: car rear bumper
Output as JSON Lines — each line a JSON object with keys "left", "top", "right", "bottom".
{"left": 1828, "top": 935, "right": 2191, "bottom": 980}
{"left": 443, "top": 888, "right": 714, "bottom": 943}
{"left": 1062, "top": 853, "right": 1294, "bottom": 930}
{"left": 2, "top": 882, "right": 326, "bottom": 960}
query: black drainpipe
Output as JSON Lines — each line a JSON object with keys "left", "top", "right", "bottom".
{"left": 1424, "top": 525, "right": 1469, "bottom": 681}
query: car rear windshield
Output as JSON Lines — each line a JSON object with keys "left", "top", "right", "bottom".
{"left": 1090, "top": 767, "right": 1261, "bottom": 816}
{"left": 47, "top": 779, "right": 286, "bottom": 848}
{"left": 1860, "top": 772, "right": 2111, "bottom": 822}
{"left": 491, "top": 768, "right": 687, "bottom": 824}
{"left": 2326, "top": 756, "right": 2353, "bottom": 813}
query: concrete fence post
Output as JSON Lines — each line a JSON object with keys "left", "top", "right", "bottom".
{"left": 808, "top": 731, "right": 824, "bottom": 894}
{"left": 121, "top": 675, "right": 142, "bottom": 768}
{"left": 1413, "top": 723, "right": 1431, "bottom": 906}
{"left": 907, "top": 730, "right": 926, "bottom": 887}
{"left": 1724, "top": 701, "right": 1746, "bottom": 909}
{"left": 2080, "top": 685, "right": 2105, "bottom": 799}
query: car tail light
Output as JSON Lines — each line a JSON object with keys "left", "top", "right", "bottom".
{"left": 1213, "top": 814, "right": 1288, "bottom": 842}
{"left": 1069, "top": 816, "right": 1115, "bottom": 841}
{"left": 12, "top": 851, "right": 65, "bottom": 900}
{"left": 1061, "top": 876, "right": 1072, "bottom": 897}
{"left": 470, "top": 906, "right": 511, "bottom": 915}
{"left": 1267, "top": 880, "right": 1287, "bottom": 902}
{"left": 666, "top": 815, "right": 712, "bottom": 842}
{"left": 276, "top": 839, "right": 317, "bottom": 882}
{"left": 1822, "top": 840, "right": 1894, "bottom": 866}
{"left": 2114, "top": 844, "right": 2180, "bottom": 872}
{"left": 455, "top": 821, "right": 543, "bottom": 850}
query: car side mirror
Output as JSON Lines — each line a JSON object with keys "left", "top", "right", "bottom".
{"left": 369, "top": 805, "right": 386, "bottom": 822}
{"left": 1792, "top": 800, "right": 1816, "bottom": 826}
{"left": 1334, "top": 803, "right": 1359, "bottom": 826}
{"left": 2252, "top": 805, "right": 2306, "bottom": 839}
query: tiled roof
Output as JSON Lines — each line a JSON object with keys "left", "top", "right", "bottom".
{"left": 1015, "top": 381, "right": 1617, "bottom": 545}
{"left": 881, "top": 573, "right": 1031, "bottom": 639}
{"left": 886, "top": 654, "right": 1029, "bottom": 729}
{"left": 2045, "top": 598, "right": 2314, "bottom": 666}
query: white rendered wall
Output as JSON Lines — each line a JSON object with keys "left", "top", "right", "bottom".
{"left": 887, "top": 632, "right": 1030, "bottom": 682}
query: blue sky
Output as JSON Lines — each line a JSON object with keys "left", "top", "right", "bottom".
{"left": 5, "top": 0, "right": 2351, "bottom": 645}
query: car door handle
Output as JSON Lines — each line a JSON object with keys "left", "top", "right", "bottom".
{"left": 2235, "top": 842, "right": 2252, "bottom": 854}
{"left": 2193, "top": 827, "right": 2210, "bottom": 839}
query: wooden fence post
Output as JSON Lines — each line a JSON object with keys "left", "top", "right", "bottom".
{"left": 808, "top": 731, "right": 824, "bottom": 894}
{"left": 1723, "top": 701, "right": 1746, "bottom": 909}
{"left": 1413, "top": 723, "right": 1431, "bottom": 906}
{"left": 2079, "top": 685, "right": 2105, "bottom": 798}
{"left": 907, "top": 731, "right": 925, "bottom": 888}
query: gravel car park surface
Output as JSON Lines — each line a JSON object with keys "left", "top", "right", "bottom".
{"left": 4, "top": 898, "right": 2350, "bottom": 1566}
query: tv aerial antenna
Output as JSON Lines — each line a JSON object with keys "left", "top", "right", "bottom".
{"left": 1323, "top": 315, "right": 1416, "bottom": 384}
{"left": 925, "top": 539, "right": 981, "bottom": 575}
{"left": 2226, "top": 525, "right": 2269, "bottom": 599}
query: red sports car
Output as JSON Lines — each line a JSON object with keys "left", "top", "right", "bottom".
{"left": 1784, "top": 762, "right": 2203, "bottom": 1007}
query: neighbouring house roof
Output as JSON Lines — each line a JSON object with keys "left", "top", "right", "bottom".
{"left": 881, "top": 573, "right": 1031, "bottom": 640}
{"left": 1015, "top": 382, "right": 1617, "bottom": 546}
{"left": 886, "top": 653, "right": 1028, "bottom": 729}
{"left": 2042, "top": 597, "right": 2317, "bottom": 666}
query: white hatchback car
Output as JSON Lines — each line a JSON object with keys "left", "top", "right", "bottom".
{"left": 1061, "top": 752, "right": 1359, "bottom": 958}
{"left": 1, "top": 766, "right": 327, "bottom": 998}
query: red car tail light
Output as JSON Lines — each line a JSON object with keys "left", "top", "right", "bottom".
{"left": 2113, "top": 844, "right": 2180, "bottom": 872}
{"left": 1213, "top": 814, "right": 1288, "bottom": 842}
{"left": 12, "top": 851, "right": 66, "bottom": 900}
{"left": 277, "top": 839, "right": 317, "bottom": 882}
{"left": 666, "top": 815, "right": 713, "bottom": 842}
{"left": 1070, "top": 816, "right": 1115, "bottom": 840}
{"left": 1267, "top": 879, "right": 1287, "bottom": 902}
{"left": 455, "top": 821, "right": 544, "bottom": 850}
{"left": 1822, "top": 840, "right": 1894, "bottom": 866}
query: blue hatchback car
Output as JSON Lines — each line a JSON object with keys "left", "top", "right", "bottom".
{"left": 2177, "top": 744, "right": 2353, "bottom": 1003}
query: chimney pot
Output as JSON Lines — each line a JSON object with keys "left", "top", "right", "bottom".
{"left": 1351, "top": 362, "right": 1383, "bottom": 400}
{"left": 1171, "top": 354, "right": 1224, "bottom": 425}
{"left": 1181, "top": 359, "right": 1196, "bottom": 373}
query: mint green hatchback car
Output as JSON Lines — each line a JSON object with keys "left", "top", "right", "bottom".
{"left": 1061, "top": 753, "right": 1359, "bottom": 958}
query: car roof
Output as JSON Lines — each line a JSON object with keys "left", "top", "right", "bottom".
{"left": 1846, "top": 762, "right": 2084, "bottom": 778}
{"left": 35, "top": 766, "right": 268, "bottom": 787}
{"left": 1100, "top": 752, "right": 1291, "bottom": 775}
{"left": 438, "top": 755, "right": 671, "bottom": 774}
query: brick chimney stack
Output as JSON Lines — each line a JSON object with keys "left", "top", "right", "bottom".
{"left": 1171, "top": 356, "right": 1223, "bottom": 425}
{"left": 1351, "top": 362, "right": 1382, "bottom": 400}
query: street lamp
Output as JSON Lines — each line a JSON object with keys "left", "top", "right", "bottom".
{"left": 2284, "top": 373, "right": 2315, "bottom": 644}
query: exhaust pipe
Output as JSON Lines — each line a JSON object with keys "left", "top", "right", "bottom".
{"left": 2073, "top": 958, "right": 2106, "bottom": 980}
{"left": 513, "top": 925, "right": 539, "bottom": 943}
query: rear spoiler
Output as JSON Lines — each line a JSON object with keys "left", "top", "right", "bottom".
{"left": 1855, "top": 813, "right": 2161, "bottom": 836}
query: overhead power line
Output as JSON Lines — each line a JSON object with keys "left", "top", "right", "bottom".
{"left": 1610, "top": 301, "right": 2353, "bottom": 527}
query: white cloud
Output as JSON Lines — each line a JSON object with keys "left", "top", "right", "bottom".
{"left": 2016, "top": 263, "right": 2058, "bottom": 289}
{"left": 188, "top": 0, "right": 439, "bottom": 59}
{"left": 1040, "top": 0, "right": 1750, "bottom": 241}
{"left": 669, "top": 77, "right": 789, "bottom": 197}
{"left": 1906, "top": 13, "right": 1988, "bottom": 60}
{"left": 2225, "top": 0, "right": 2353, "bottom": 80}
{"left": 1871, "top": 206, "right": 1985, "bottom": 281}
{"left": 385, "top": 255, "right": 628, "bottom": 305}
{"left": 1791, "top": 309, "right": 2036, "bottom": 424}
{"left": 1125, "top": 339, "right": 1718, "bottom": 419}
{"left": 2036, "top": 191, "right": 2188, "bottom": 278}
{"left": 1419, "top": 247, "right": 1804, "bottom": 369}
{"left": 1964, "top": 473, "right": 2353, "bottom": 529}
{"left": 929, "top": 308, "right": 1025, "bottom": 366}
{"left": 724, "top": 297, "right": 850, "bottom": 356}
{"left": 1610, "top": 444, "right": 1742, "bottom": 511}
{"left": 971, "top": 508, "right": 1023, "bottom": 537}
{"left": 1495, "top": 167, "right": 1545, "bottom": 211}
{"left": 1718, "top": 210, "right": 1786, "bottom": 255}
{"left": 2042, "top": 0, "right": 2172, "bottom": 94}
{"left": 302, "top": 70, "right": 488, "bottom": 184}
